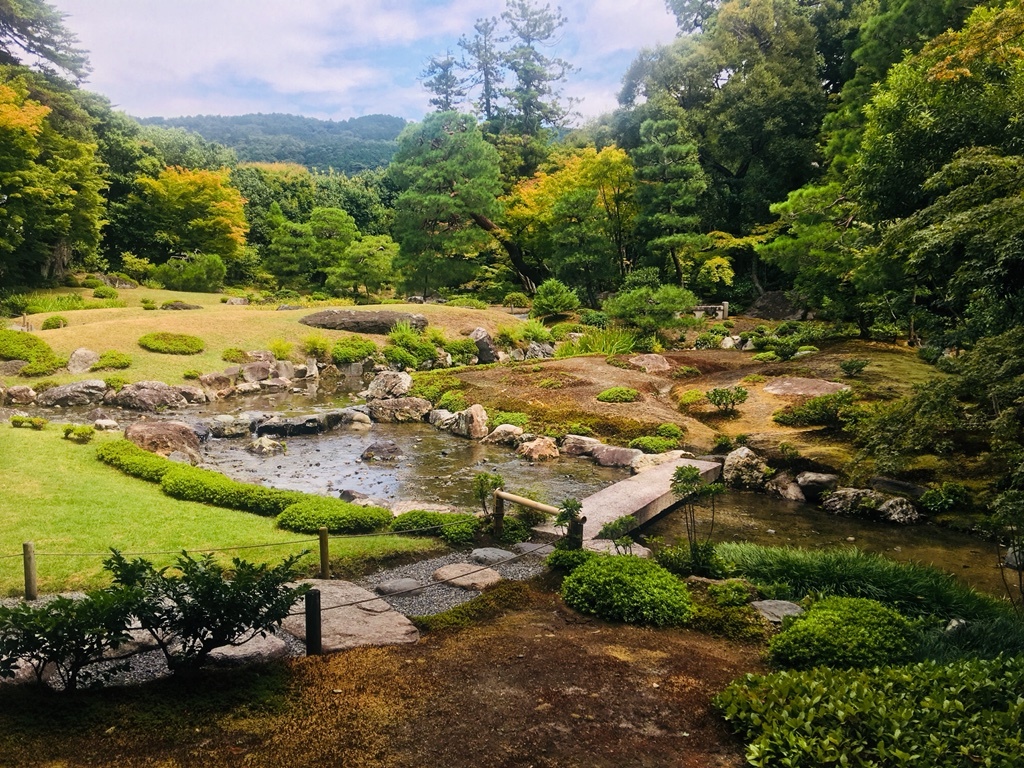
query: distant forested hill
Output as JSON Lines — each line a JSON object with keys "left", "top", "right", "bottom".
{"left": 138, "top": 113, "right": 407, "bottom": 173}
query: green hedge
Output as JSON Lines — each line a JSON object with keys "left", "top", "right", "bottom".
{"left": 96, "top": 440, "right": 176, "bottom": 483}
{"left": 717, "top": 656, "right": 1024, "bottom": 767}
{"left": 0, "top": 329, "right": 64, "bottom": 375}
{"left": 138, "top": 332, "right": 205, "bottom": 355}
{"left": 160, "top": 465, "right": 305, "bottom": 516}
{"left": 561, "top": 555, "right": 693, "bottom": 626}
{"left": 391, "top": 510, "right": 480, "bottom": 545}
{"left": 276, "top": 498, "right": 392, "bottom": 534}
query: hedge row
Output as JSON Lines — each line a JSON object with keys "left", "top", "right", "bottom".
{"left": 160, "top": 465, "right": 306, "bottom": 517}
{"left": 96, "top": 440, "right": 176, "bottom": 483}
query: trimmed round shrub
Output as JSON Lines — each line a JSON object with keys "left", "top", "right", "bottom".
{"left": 546, "top": 547, "right": 596, "bottom": 573}
{"left": 596, "top": 387, "right": 640, "bottom": 403}
{"left": 331, "top": 335, "right": 378, "bottom": 365}
{"left": 655, "top": 423, "right": 684, "bottom": 440}
{"left": 561, "top": 555, "right": 693, "bottom": 626}
{"left": 221, "top": 347, "right": 250, "bottom": 363}
{"left": 90, "top": 350, "right": 132, "bottom": 371}
{"left": 530, "top": 278, "right": 580, "bottom": 318}
{"left": 41, "top": 315, "right": 69, "bottom": 330}
{"left": 391, "top": 510, "right": 480, "bottom": 545}
{"left": 92, "top": 285, "right": 118, "bottom": 299}
{"left": 62, "top": 424, "right": 95, "bottom": 443}
{"left": 276, "top": 498, "right": 392, "bottom": 534}
{"left": 81, "top": 277, "right": 103, "bottom": 289}
{"left": 96, "top": 440, "right": 177, "bottom": 482}
{"left": 676, "top": 389, "right": 705, "bottom": 409}
{"left": 752, "top": 351, "right": 781, "bottom": 363}
{"left": 160, "top": 465, "right": 304, "bottom": 516}
{"left": 628, "top": 436, "right": 679, "bottom": 454}
{"left": 138, "top": 332, "right": 205, "bottom": 355}
{"left": 768, "top": 596, "right": 917, "bottom": 670}
{"left": 182, "top": 369, "right": 201, "bottom": 380}
{"left": 382, "top": 345, "right": 417, "bottom": 370}
{"left": 504, "top": 291, "right": 531, "bottom": 309}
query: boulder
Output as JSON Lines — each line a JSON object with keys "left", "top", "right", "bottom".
{"left": 469, "top": 328, "right": 500, "bottom": 364}
{"left": 560, "top": 434, "right": 603, "bottom": 457}
{"left": 276, "top": 304, "right": 303, "bottom": 311}
{"left": 0, "top": 360, "right": 27, "bottom": 376}
{"left": 719, "top": 336, "right": 736, "bottom": 350}
{"left": 822, "top": 487, "right": 887, "bottom": 518}
{"left": 428, "top": 409, "right": 458, "bottom": 429}
{"left": 764, "top": 378, "right": 849, "bottom": 397}
{"left": 241, "top": 361, "right": 273, "bottom": 383}
{"left": 94, "top": 419, "right": 119, "bottom": 431}
{"left": 176, "top": 385, "right": 207, "bottom": 403}
{"left": 256, "top": 414, "right": 326, "bottom": 437}
{"left": 125, "top": 421, "right": 201, "bottom": 463}
{"left": 879, "top": 497, "right": 923, "bottom": 525}
{"left": 869, "top": 476, "right": 929, "bottom": 500}
{"left": 366, "top": 397, "right": 432, "bottom": 423}
{"left": 275, "top": 361, "right": 295, "bottom": 380}
{"left": 259, "top": 377, "right": 290, "bottom": 392}
{"left": 376, "top": 578, "right": 424, "bottom": 596}
{"left": 450, "top": 404, "right": 489, "bottom": 439}
{"left": 225, "top": 297, "right": 249, "bottom": 305}
{"left": 6, "top": 385, "right": 36, "bottom": 405}
{"left": 366, "top": 371, "right": 413, "bottom": 401}
{"left": 66, "top": 348, "right": 100, "bottom": 374}
{"left": 247, "top": 351, "right": 277, "bottom": 363}
{"left": 525, "top": 341, "right": 555, "bottom": 359}
{"left": 247, "top": 436, "right": 284, "bottom": 456}
{"left": 482, "top": 423, "right": 524, "bottom": 446}
{"left": 513, "top": 541, "right": 554, "bottom": 556}
{"left": 722, "top": 447, "right": 770, "bottom": 490}
{"left": 584, "top": 540, "right": 653, "bottom": 558}
{"left": 361, "top": 440, "right": 403, "bottom": 461}
{"left": 299, "top": 309, "right": 427, "bottom": 334}
{"left": 796, "top": 472, "right": 839, "bottom": 501}
{"left": 743, "top": 290, "right": 805, "bottom": 321}
{"left": 281, "top": 580, "right": 420, "bottom": 652}
{"left": 235, "top": 382, "right": 262, "bottom": 395}
{"left": 517, "top": 437, "right": 560, "bottom": 461}
{"left": 432, "top": 563, "right": 502, "bottom": 590}
{"left": 112, "top": 381, "right": 187, "bottom": 411}
{"left": 590, "top": 444, "right": 643, "bottom": 468}
{"left": 766, "top": 471, "right": 806, "bottom": 502}
{"left": 628, "top": 354, "right": 671, "bottom": 373}
{"left": 207, "top": 633, "right": 288, "bottom": 666}
{"left": 208, "top": 415, "right": 251, "bottom": 439}
{"left": 159, "top": 300, "right": 201, "bottom": 310}
{"left": 471, "top": 547, "right": 515, "bottom": 566}
{"left": 201, "top": 371, "right": 235, "bottom": 390}
{"left": 37, "top": 379, "right": 108, "bottom": 408}
{"left": 752, "top": 600, "right": 804, "bottom": 623}
{"left": 629, "top": 450, "right": 690, "bottom": 475}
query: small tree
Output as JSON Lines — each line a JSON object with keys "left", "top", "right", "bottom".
{"left": 706, "top": 386, "right": 749, "bottom": 413}
{"left": 473, "top": 472, "right": 504, "bottom": 515}
{"left": 530, "top": 279, "right": 580, "bottom": 318}
{"left": 670, "top": 464, "right": 725, "bottom": 577}
{"left": 504, "top": 291, "right": 530, "bottom": 313}
{"left": 993, "top": 491, "right": 1024, "bottom": 617}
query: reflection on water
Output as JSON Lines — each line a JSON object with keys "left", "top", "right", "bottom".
{"left": 641, "top": 491, "right": 1006, "bottom": 596}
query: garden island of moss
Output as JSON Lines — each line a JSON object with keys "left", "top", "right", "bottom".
{"left": 3, "top": 1, "right": 1024, "bottom": 766}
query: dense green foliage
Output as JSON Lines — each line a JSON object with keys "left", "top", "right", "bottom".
{"left": 390, "top": 510, "right": 480, "bottom": 545}
{"left": 596, "top": 387, "right": 640, "bottom": 403}
{"left": 276, "top": 498, "right": 392, "bottom": 535}
{"left": 561, "top": 555, "right": 693, "bottom": 626}
{"left": 330, "top": 335, "right": 378, "bottom": 365}
{"left": 137, "top": 332, "right": 205, "bottom": 355}
{"left": 160, "top": 465, "right": 306, "bottom": 517}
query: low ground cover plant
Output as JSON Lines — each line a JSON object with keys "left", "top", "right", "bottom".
{"left": 62, "top": 425, "right": 95, "bottom": 443}
{"left": 597, "top": 386, "right": 640, "bottom": 403}
{"left": 90, "top": 350, "right": 132, "bottom": 371}
{"left": 41, "top": 315, "right": 69, "bottom": 330}
{"left": 772, "top": 389, "right": 854, "bottom": 427}
{"left": 561, "top": 554, "right": 693, "bottom": 626}
{"left": 0, "top": 329, "right": 65, "bottom": 376}
{"left": 138, "top": 332, "right": 205, "bottom": 355}
{"left": 276, "top": 498, "right": 392, "bottom": 534}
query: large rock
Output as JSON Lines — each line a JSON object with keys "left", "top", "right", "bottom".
{"left": 764, "top": 378, "right": 849, "bottom": 397}
{"left": 744, "top": 290, "right": 805, "bottom": 321}
{"left": 160, "top": 300, "right": 202, "bottom": 311}
{"left": 300, "top": 309, "right": 427, "bottom": 334}
{"left": 112, "top": 381, "right": 187, "bottom": 411}
{"left": 0, "top": 360, "right": 27, "bottom": 376}
{"left": 590, "top": 444, "right": 644, "bottom": 468}
{"left": 450, "top": 404, "right": 489, "bottom": 439}
{"left": 256, "top": 414, "right": 326, "bottom": 437}
{"left": 247, "top": 436, "right": 284, "bottom": 456}
{"left": 176, "top": 385, "right": 207, "bottom": 404}
{"left": 366, "top": 397, "right": 432, "bottom": 423}
{"left": 366, "top": 371, "right": 413, "bottom": 401}
{"left": 208, "top": 415, "right": 251, "bottom": 438}
{"left": 517, "top": 436, "right": 560, "bottom": 461}
{"left": 796, "top": 472, "right": 840, "bottom": 500}
{"left": 36, "top": 379, "right": 108, "bottom": 407}
{"left": 524, "top": 341, "right": 555, "bottom": 359}
{"left": 125, "top": 420, "right": 201, "bottom": 464}
{"left": 241, "top": 361, "right": 273, "bottom": 383}
{"left": 821, "top": 487, "right": 922, "bottom": 523}
{"left": 879, "top": 497, "right": 923, "bottom": 525}
{"left": 66, "top": 348, "right": 100, "bottom": 374}
{"left": 259, "top": 377, "right": 290, "bottom": 392}
{"left": 361, "top": 440, "right": 403, "bottom": 461}
{"left": 6, "top": 385, "right": 36, "bottom": 405}
{"left": 752, "top": 600, "right": 804, "bottom": 623}
{"left": 207, "top": 633, "right": 288, "bottom": 666}
{"left": 432, "top": 563, "right": 502, "bottom": 590}
{"left": 482, "top": 423, "right": 524, "bottom": 446}
{"left": 469, "top": 328, "right": 500, "bottom": 364}
{"left": 281, "top": 580, "right": 420, "bottom": 652}
{"left": 628, "top": 354, "right": 671, "bottom": 373}
{"left": 428, "top": 409, "right": 458, "bottom": 429}
{"left": 722, "top": 447, "right": 770, "bottom": 490}
{"left": 560, "top": 434, "right": 603, "bottom": 457}
{"left": 869, "top": 476, "right": 929, "bottom": 500}
{"left": 471, "top": 547, "right": 515, "bottom": 566}
{"left": 199, "top": 372, "right": 234, "bottom": 391}
{"left": 376, "top": 578, "right": 424, "bottom": 596}
{"left": 629, "top": 450, "right": 690, "bottom": 475}
{"left": 766, "top": 471, "right": 806, "bottom": 502}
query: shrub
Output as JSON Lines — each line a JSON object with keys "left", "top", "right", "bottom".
{"left": 503, "top": 291, "right": 530, "bottom": 310}
{"left": 655, "top": 543, "right": 732, "bottom": 580}
{"left": 561, "top": 555, "right": 693, "bottom": 626}
{"left": 268, "top": 339, "right": 294, "bottom": 361}
{"left": 436, "top": 389, "right": 468, "bottom": 412}
{"left": 92, "top": 285, "right": 118, "bottom": 299}
{"left": 707, "top": 580, "right": 752, "bottom": 607}
{"left": 839, "top": 358, "right": 870, "bottom": 376}
{"left": 0, "top": 329, "right": 63, "bottom": 375}
{"left": 676, "top": 389, "right": 705, "bottom": 409}
{"left": 519, "top": 318, "right": 553, "bottom": 343}
{"left": 160, "top": 465, "right": 305, "bottom": 517}
{"left": 61, "top": 424, "right": 95, "bottom": 443}
{"left": 331, "top": 335, "right": 378, "bottom": 365}
{"left": 391, "top": 510, "right": 480, "bottom": 545}
{"left": 493, "top": 325, "right": 520, "bottom": 348}
{"left": 140, "top": 298, "right": 157, "bottom": 310}
{"left": 150, "top": 253, "right": 226, "bottom": 293}
{"left": 628, "top": 436, "right": 679, "bottom": 454}
{"left": 138, "top": 332, "right": 205, "bottom": 355}
{"left": 103, "top": 375, "right": 128, "bottom": 391}
{"left": 752, "top": 351, "right": 781, "bottom": 363}
{"left": 530, "top": 279, "right": 580, "bottom": 318}
{"left": 487, "top": 410, "right": 530, "bottom": 429}
{"left": 768, "top": 597, "right": 917, "bottom": 669}
{"left": 96, "top": 439, "right": 176, "bottom": 483}
{"left": 713, "top": 433, "right": 734, "bottom": 452}
{"left": 549, "top": 322, "right": 584, "bottom": 342}
{"left": 302, "top": 333, "right": 332, "bottom": 363}
{"left": 545, "top": 547, "right": 597, "bottom": 573}
{"left": 717, "top": 656, "right": 1024, "bottom": 767}
{"left": 90, "top": 350, "right": 132, "bottom": 371}
{"left": 221, "top": 347, "right": 249, "bottom": 364}
{"left": 578, "top": 309, "right": 607, "bottom": 327}
{"left": 41, "top": 315, "right": 68, "bottom": 330}
{"left": 382, "top": 345, "right": 417, "bottom": 370}
{"left": 555, "top": 327, "right": 636, "bottom": 358}
{"left": 11, "top": 415, "right": 47, "bottom": 430}
{"left": 672, "top": 365, "right": 701, "bottom": 379}
{"left": 442, "top": 337, "right": 479, "bottom": 366}
{"left": 772, "top": 389, "right": 854, "bottom": 428}
{"left": 182, "top": 369, "right": 201, "bottom": 380}
{"left": 81, "top": 277, "right": 102, "bottom": 289}
{"left": 693, "top": 331, "right": 722, "bottom": 350}
{"left": 603, "top": 285, "right": 697, "bottom": 335}
{"left": 655, "top": 423, "right": 684, "bottom": 440}
{"left": 446, "top": 296, "right": 488, "bottom": 309}
{"left": 918, "top": 482, "right": 971, "bottom": 516}
{"left": 387, "top": 321, "right": 438, "bottom": 366}
{"left": 276, "top": 498, "right": 392, "bottom": 534}
{"left": 917, "top": 346, "right": 942, "bottom": 365}
{"left": 596, "top": 387, "right": 640, "bottom": 403}
{"left": 706, "top": 386, "right": 748, "bottom": 413}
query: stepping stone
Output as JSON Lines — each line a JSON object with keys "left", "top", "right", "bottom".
{"left": 282, "top": 580, "right": 419, "bottom": 653}
{"left": 208, "top": 633, "right": 288, "bottom": 666}
{"left": 432, "top": 563, "right": 501, "bottom": 591}
{"left": 513, "top": 542, "right": 554, "bottom": 556}
{"left": 471, "top": 547, "right": 515, "bottom": 566}
{"left": 752, "top": 600, "right": 804, "bottom": 624}
{"left": 376, "top": 578, "right": 424, "bottom": 596}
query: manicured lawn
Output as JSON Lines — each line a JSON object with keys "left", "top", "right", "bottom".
{"left": 0, "top": 429, "right": 438, "bottom": 595}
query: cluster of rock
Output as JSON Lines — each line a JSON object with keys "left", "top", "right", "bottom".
{"left": 720, "top": 446, "right": 923, "bottom": 524}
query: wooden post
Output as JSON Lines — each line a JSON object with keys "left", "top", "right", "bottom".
{"left": 305, "top": 589, "right": 322, "bottom": 656}
{"left": 493, "top": 492, "right": 505, "bottom": 540}
{"left": 319, "top": 527, "right": 330, "bottom": 580}
{"left": 23, "top": 542, "right": 37, "bottom": 601}
{"left": 566, "top": 516, "right": 586, "bottom": 551}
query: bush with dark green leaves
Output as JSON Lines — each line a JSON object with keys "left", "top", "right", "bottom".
{"left": 150, "top": 253, "right": 226, "bottom": 293}
{"left": 772, "top": 390, "right": 854, "bottom": 427}
{"left": 530, "top": 279, "right": 580, "bottom": 318}
{"left": 768, "top": 596, "right": 917, "bottom": 670}
{"left": 717, "top": 656, "right": 1024, "bottom": 767}
{"left": 706, "top": 386, "right": 748, "bottom": 413}
{"left": 41, "top": 315, "right": 68, "bottom": 330}
{"left": 391, "top": 510, "right": 480, "bottom": 545}
{"left": 561, "top": 555, "right": 693, "bottom": 626}
{"left": 62, "top": 425, "right": 95, "bottom": 443}
{"left": 90, "top": 350, "right": 132, "bottom": 371}
{"left": 138, "top": 332, "right": 205, "bottom": 355}
{"left": 160, "top": 465, "right": 305, "bottom": 516}
{"left": 331, "top": 335, "right": 378, "bottom": 364}
{"left": 596, "top": 386, "right": 640, "bottom": 403}
{"left": 276, "top": 498, "right": 392, "bottom": 534}
{"left": 92, "top": 285, "right": 118, "bottom": 299}
{"left": 578, "top": 309, "right": 607, "bottom": 327}
{"left": 503, "top": 291, "right": 530, "bottom": 310}
{"left": 545, "top": 547, "right": 597, "bottom": 573}
{"left": 628, "top": 436, "right": 679, "bottom": 454}
{"left": 839, "top": 358, "right": 869, "bottom": 376}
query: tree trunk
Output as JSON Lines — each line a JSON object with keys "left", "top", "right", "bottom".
{"left": 469, "top": 212, "right": 545, "bottom": 291}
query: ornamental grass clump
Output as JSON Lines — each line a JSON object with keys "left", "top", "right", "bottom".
{"left": 561, "top": 555, "right": 693, "bottom": 626}
{"left": 138, "top": 332, "right": 205, "bottom": 355}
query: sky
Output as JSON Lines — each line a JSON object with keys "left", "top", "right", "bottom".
{"left": 51, "top": 0, "right": 680, "bottom": 124}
